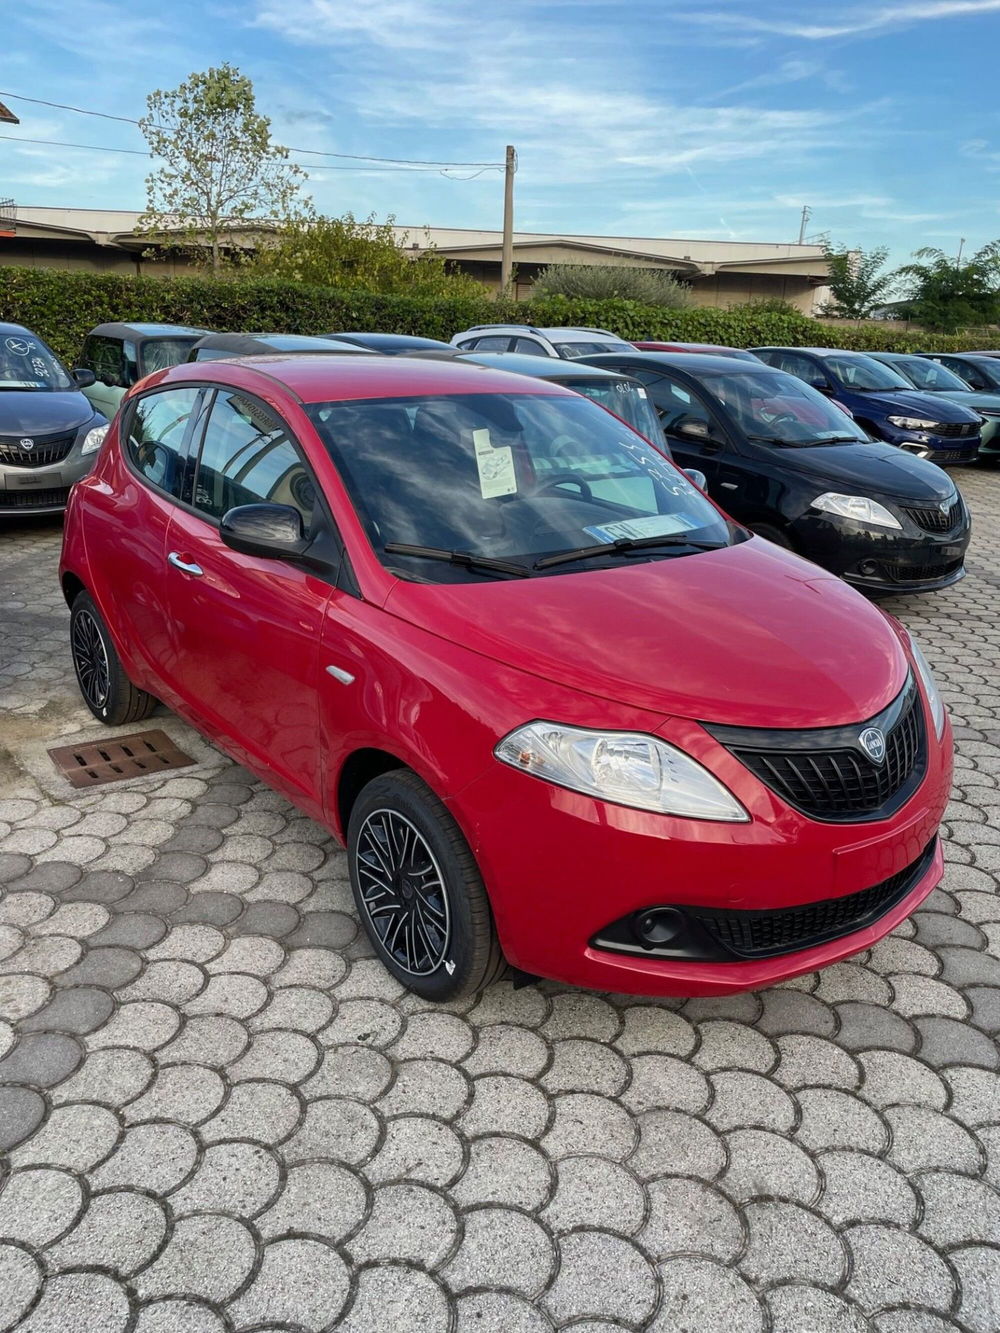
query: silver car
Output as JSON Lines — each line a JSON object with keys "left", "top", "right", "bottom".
{"left": 0, "top": 323, "right": 108, "bottom": 517}
{"left": 449, "top": 323, "right": 636, "bottom": 359}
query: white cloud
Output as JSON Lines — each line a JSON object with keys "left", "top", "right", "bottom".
{"left": 670, "top": 0, "right": 1000, "bottom": 41}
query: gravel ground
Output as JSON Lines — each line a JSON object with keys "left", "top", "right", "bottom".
{"left": 1, "top": 468, "right": 999, "bottom": 1333}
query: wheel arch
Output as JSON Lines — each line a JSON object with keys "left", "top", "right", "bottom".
{"left": 61, "top": 571, "right": 87, "bottom": 609}
{"left": 335, "top": 747, "right": 410, "bottom": 842}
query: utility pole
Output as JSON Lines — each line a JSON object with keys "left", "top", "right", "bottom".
{"left": 957, "top": 237, "right": 966, "bottom": 267}
{"left": 797, "top": 205, "right": 811, "bottom": 245}
{"left": 500, "top": 145, "right": 517, "bottom": 295}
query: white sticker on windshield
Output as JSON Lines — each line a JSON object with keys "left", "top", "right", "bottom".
{"left": 584, "top": 513, "right": 701, "bottom": 542}
{"left": 4, "top": 337, "right": 32, "bottom": 356}
{"left": 473, "top": 427, "right": 517, "bottom": 499}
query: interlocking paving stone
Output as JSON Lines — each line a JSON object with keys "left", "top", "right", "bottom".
{"left": 2, "top": 478, "right": 1000, "bottom": 1327}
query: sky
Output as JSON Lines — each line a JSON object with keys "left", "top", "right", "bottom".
{"left": 3, "top": 0, "right": 1000, "bottom": 265}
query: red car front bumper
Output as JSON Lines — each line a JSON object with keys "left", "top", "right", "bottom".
{"left": 450, "top": 704, "right": 952, "bottom": 997}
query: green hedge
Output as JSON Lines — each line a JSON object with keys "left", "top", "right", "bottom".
{"left": 0, "top": 266, "right": 993, "bottom": 364}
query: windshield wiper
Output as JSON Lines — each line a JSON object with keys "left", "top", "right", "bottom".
{"left": 746, "top": 433, "right": 799, "bottom": 447}
{"left": 383, "top": 542, "right": 531, "bottom": 578}
{"left": 534, "top": 533, "right": 726, "bottom": 570}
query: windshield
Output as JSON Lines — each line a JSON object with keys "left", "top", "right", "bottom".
{"left": 559, "top": 378, "right": 664, "bottom": 443}
{"left": 307, "top": 392, "right": 732, "bottom": 582}
{"left": 825, "top": 355, "right": 912, "bottom": 391}
{"left": 889, "top": 357, "right": 973, "bottom": 392}
{"left": 554, "top": 341, "right": 635, "bottom": 358}
{"left": 139, "top": 338, "right": 200, "bottom": 376}
{"left": 0, "top": 331, "right": 73, "bottom": 391}
{"left": 707, "top": 369, "right": 869, "bottom": 445}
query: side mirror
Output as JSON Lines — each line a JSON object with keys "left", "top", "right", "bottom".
{"left": 677, "top": 419, "right": 711, "bottom": 439}
{"left": 683, "top": 468, "right": 708, "bottom": 490}
{"left": 73, "top": 368, "right": 97, "bottom": 388}
{"left": 220, "top": 504, "right": 309, "bottom": 560}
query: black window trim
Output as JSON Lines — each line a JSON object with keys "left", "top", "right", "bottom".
{"left": 120, "top": 381, "right": 211, "bottom": 509}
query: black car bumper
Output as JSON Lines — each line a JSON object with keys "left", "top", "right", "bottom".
{"left": 791, "top": 510, "right": 970, "bottom": 595}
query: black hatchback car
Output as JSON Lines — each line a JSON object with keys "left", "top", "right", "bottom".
{"left": 187, "top": 333, "right": 376, "bottom": 361}
{"left": 580, "top": 351, "right": 970, "bottom": 595}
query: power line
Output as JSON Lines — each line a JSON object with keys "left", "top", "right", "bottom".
{"left": 0, "top": 89, "right": 503, "bottom": 169}
{"left": 0, "top": 132, "right": 493, "bottom": 175}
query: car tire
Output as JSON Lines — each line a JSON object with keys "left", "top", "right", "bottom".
{"left": 70, "top": 590, "right": 157, "bottom": 725}
{"left": 749, "top": 523, "right": 792, "bottom": 549}
{"left": 348, "top": 769, "right": 506, "bottom": 1000}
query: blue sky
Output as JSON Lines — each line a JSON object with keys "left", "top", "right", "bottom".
{"left": 3, "top": 0, "right": 1000, "bottom": 264}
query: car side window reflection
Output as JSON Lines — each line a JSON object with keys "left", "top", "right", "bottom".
{"left": 193, "top": 391, "right": 316, "bottom": 531}
{"left": 645, "top": 375, "right": 712, "bottom": 433}
{"left": 126, "top": 387, "right": 202, "bottom": 499}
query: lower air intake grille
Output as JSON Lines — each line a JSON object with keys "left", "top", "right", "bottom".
{"left": 687, "top": 840, "right": 936, "bottom": 958}
{"left": 1, "top": 486, "right": 71, "bottom": 509}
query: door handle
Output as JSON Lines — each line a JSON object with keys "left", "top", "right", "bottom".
{"left": 167, "top": 551, "right": 204, "bottom": 576}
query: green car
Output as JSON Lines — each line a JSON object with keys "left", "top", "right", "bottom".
{"left": 870, "top": 351, "right": 1000, "bottom": 465}
{"left": 76, "top": 322, "right": 210, "bottom": 420}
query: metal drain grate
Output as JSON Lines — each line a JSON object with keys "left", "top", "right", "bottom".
{"left": 48, "top": 730, "right": 195, "bottom": 788}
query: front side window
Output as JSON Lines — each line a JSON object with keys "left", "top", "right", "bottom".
{"left": 824, "top": 355, "right": 911, "bottom": 391}
{"left": 513, "top": 338, "right": 551, "bottom": 356}
{"left": 82, "top": 336, "right": 126, "bottom": 387}
{"left": 0, "top": 330, "right": 73, "bottom": 391}
{"left": 194, "top": 390, "right": 316, "bottom": 528}
{"left": 560, "top": 378, "right": 664, "bottom": 444}
{"left": 126, "top": 387, "right": 202, "bottom": 498}
{"left": 643, "top": 375, "right": 713, "bottom": 434}
{"left": 307, "top": 391, "right": 732, "bottom": 582}
{"left": 705, "top": 370, "right": 869, "bottom": 446}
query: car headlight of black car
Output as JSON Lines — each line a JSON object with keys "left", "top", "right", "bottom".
{"left": 810, "top": 493, "right": 902, "bottom": 529}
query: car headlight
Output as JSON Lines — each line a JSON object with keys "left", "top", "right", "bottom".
{"left": 887, "top": 415, "right": 939, "bottom": 431}
{"left": 909, "top": 637, "right": 946, "bottom": 738}
{"left": 811, "top": 493, "right": 902, "bottom": 529}
{"left": 494, "top": 721, "right": 749, "bottom": 821}
{"left": 80, "top": 424, "right": 109, "bottom": 456}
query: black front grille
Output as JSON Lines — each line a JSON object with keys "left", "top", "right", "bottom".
{"left": 0, "top": 432, "right": 76, "bottom": 468}
{"left": 928, "top": 446, "right": 979, "bottom": 464}
{"left": 933, "top": 421, "right": 978, "bottom": 438}
{"left": 706, "top": 677, "right": 926, "bottom": 822}
{"left": 1, "top": 486, "right": 71, "bottom": 510}
{"left": 902, "top": 499, "right": 963, "bottom": 532}
{"left": 881, "top": 557, "right": 964, "bottom": 584}
{"left": 687, "top": 840, "right": 936, "bottom": 958}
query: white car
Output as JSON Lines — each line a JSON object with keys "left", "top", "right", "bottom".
{"left": 449, "top": 324, "right": 635, "bottom": 359}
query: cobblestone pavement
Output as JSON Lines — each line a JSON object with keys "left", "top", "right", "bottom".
{"left": 1, "top": 472, "right": 999, "bottom": 1333}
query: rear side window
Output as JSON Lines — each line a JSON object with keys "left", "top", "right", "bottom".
{"left": 193, "top": 390, "right": 316, "bottom": 529}
{"left": 126, "top": 387, "right": 202, "bottom": 498}
{"left": 512, "top": 337, "right": 550, "bottom": 356}
{"left": 466, "top": 336, "right": 512, "bottom": 352}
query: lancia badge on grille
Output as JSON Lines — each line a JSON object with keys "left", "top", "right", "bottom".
{"left": 19, "top": 438, "right": 34, "bottom": 449}
{"left": 859, "top": 727, "right": 887, "bottom": 763}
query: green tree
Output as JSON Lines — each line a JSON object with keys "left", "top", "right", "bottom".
{"left": 819, "top": 244, "right": 895, "bottom": 319}
{"left": 531, "top": 263, "right": 693, "bottom": 308}
{"left": 247, "top": 213, "right": 487, "bottom": 297}
{"left": 138, "top": 64, "right": 309, "bottom": 275}
{"left": 895, "top": 243, "right": 1000, "bottom": 333}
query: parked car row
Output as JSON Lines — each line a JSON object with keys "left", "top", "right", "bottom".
{"left": 3, "top": 316, "right": 994, "bottom": 604}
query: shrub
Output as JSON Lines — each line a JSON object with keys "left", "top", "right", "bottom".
{"left": 532, "top": 264, "right": 693, "bottom": 308}
{"left": 0, "top": 266, "right": 995, "bottom": 366}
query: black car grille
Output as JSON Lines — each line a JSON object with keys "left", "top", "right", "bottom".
{"left": 901, "top": 499, "right": 964, "bottom": 532}
{"left": 686, "top": 839, "right": 936, "bottom": 958}
{"left": 881, "top": 557, "right": 964, "bottom": 584}
{"left": 1, "top": 486, "right": 71, "bottom": 510}
{"left": 0, "top": 432, "right": 76, "bottom": 468}
{"left": 927, "top": 446, "right": 979, "bottom": 464}
{"left": 706, "top": 676, "right": 926, "bottom": 822}
{"left": 933, "top": 421, "right": 978, "bottom": 438}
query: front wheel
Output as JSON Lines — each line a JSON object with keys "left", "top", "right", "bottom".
{"left": 70, "top": 590, "right": 157, "bottom": 725}
{"left": 347, "top": 769, "right": 505, "bottom": 1000}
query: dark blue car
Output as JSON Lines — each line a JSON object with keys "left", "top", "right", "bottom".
{"left": 752, "top": 347, "right": 982, "bottom": 465}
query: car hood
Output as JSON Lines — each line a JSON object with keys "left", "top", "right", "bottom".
{"left": 773, "top": 440, "right": 957, "bottom": 502}
{"left": 846, "top": 388, "right": 981, "bottom": 423}
{"left": 0, "top": 390, "right": 98, "bottom": 435}
{"left": 932, "top": 389, "right": 1000, "bottom": 413}
{"left": 384, "top": 540, "right": 909, "bottom": 729}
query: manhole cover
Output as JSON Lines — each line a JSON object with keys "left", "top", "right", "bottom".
{"left": 48, "top": 730, "right": 195, "bottom": 788}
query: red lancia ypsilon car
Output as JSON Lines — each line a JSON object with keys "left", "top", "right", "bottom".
{"left": 60, "top": 355, "right": 952, "bottom": 1001}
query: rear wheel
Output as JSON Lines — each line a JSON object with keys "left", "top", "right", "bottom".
{"left": 70, "top": 591, "right": 157, "bottom": 725}
{"left": 748, "top": 523, "right": 792, "bottom": 549}
{"left": 347, "top": 769, "right": 505, "bottom": 1000}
